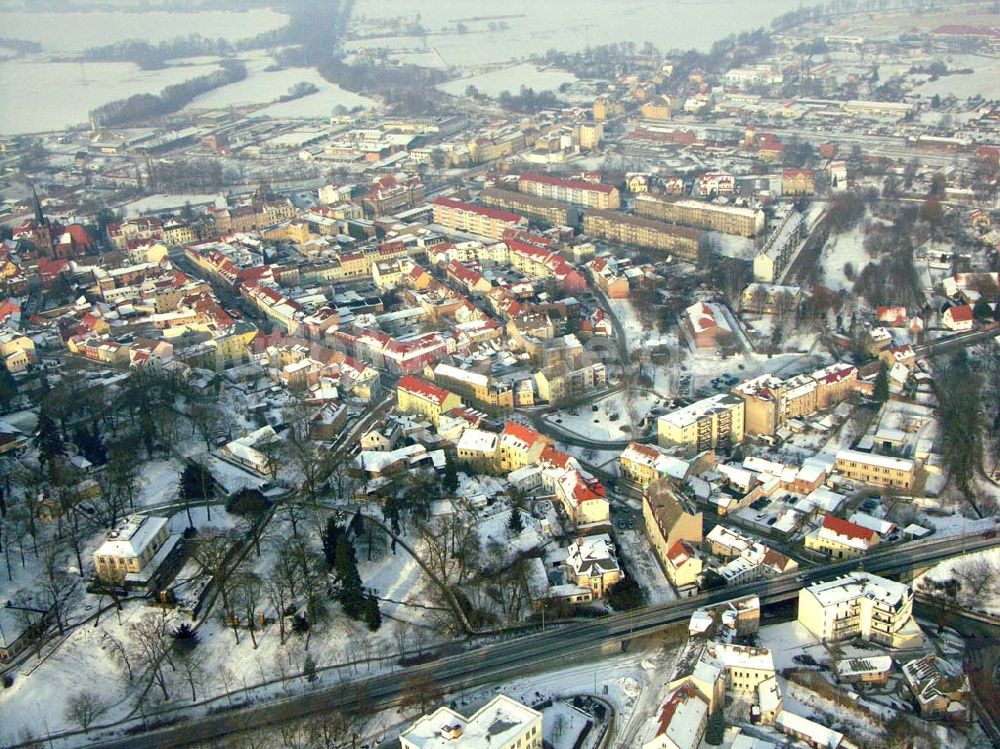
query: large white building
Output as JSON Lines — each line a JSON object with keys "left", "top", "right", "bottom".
{"left": 400, "top": 694, "right": 542, "bottom": 749}
{"left": 657, "top": 394, "right": 745, "bottom": 455}
{"left": 93, "top": 515, "right": 179, "bottom": 586}
{"left": 797, "top": 572, "right": 920, "bottom": 648}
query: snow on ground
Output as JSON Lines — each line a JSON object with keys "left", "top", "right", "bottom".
{"left": 168, "top": 505, "right": 238, "bottom": 534}
{"left": 0, "top": 9, "right": 288, "bottom": 51}
{"left": 0, "top": 58, "right": 220, "bottom": 134}
{"left": 545, "top": 389, "right": 663, "bottom": 442}
{"left": 543, "top": 700, "right": 603, "bottom": 749}
{"left": 188, "top": 52, "right": 375, "bottom": 116}
{"left": 820, "top": 219, "right": 871, "bottom": 291}
{"left": 349, "top": 0, "right": 821, "bottom": 65}
{"left": 122, "top": 193, "right": 227, "bottom": 218}
{"left": 455, "top": 471, "right": 508, "bottom": 499}
{"left": 205, "top": 455, "right": 266, "bottom": 494}
{"left": 758, "top": 620, "right": 824, "bottom": 670}
{"left": 438, "top": 63, "right": 577, "bottom": 98}
{"left": 916, "top": 61, "right": 1000, "bottom": 100}
{"left": 616, "top": 528, "right": 676, "bottom": 605}
{"left": 134, "top": 456, "right": 184, "bottom": 508}
{"left": 918, "top": 544, "right": 1000, "bottom": 616}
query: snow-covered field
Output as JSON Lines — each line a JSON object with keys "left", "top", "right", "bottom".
{"left": 915, "top": 55, "right": 1000, "bottom": 100}
{"left": 351, "top": 0, "right": 824, "bottom": 64}
{"left": 122, "top": 193, "right": 227, "bottom": 219}
{"left": 0, "top": 9, "right": 288, "bottom": 51}
{"left": 820, "top": 220, "right": 870, "bottom": 291}
{"left": 0, "top": 58, "right": 220, "bottom": 134}
{"left": 438, "top": 63, "right": 576, "bottom": 98}
{"left": 187, "top": 53, "right": 375, "bottom": 116}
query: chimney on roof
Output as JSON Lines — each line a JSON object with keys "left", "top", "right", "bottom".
{"left": 440, "top": 724, "right": 464, "bottom": 740}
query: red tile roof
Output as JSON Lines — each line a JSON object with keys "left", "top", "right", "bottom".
{"left": 822, "top": 514, "right": 878, "bottom": 542}
{"left": 398, "top": 375, "right": 454, "bottom": 406}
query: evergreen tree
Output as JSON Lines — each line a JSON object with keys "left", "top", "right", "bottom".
{"left": 363, "top": 592, "right": 382, "bottom": 631}
{"left": 443, "top": 451, "right": 459, "bottom": 493}
{"left": 973, "top": 297, "right": 992, "bottom": 321}
{"left": 705, "top": 708, "right": 725, "bottom": 745}
{"left": 0, "top": 366, "right": 17, "bottom": 413}
{"left": 507, "top": 505, "right": 524, "bottom": 535}
{"left": 36, "top": 411, "right": 65, "bottom": 470}
{"left": 334, "top": 535, "right": 365, "bottom": 618}
{"left": 321, "top": 517, "right": 342, "bottom": 570}
{"left": 873, "top": 360, "right": 890, "bottom": 403}
{"left": 178, "top": 462, "right": 212, "bottom": 529}
{"left": 303, "top": 654, "right": 317, "bottom": 682}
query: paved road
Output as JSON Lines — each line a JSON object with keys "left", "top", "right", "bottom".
{"left": 86, "top": 531, "right": 999, "bottom": 749}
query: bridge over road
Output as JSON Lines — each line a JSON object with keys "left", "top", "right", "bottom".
{"left": 82, "top": 531, "right": 998, "bottom": 749}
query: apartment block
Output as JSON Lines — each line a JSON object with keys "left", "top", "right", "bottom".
{"left": 431, "top": 362, "right": 513, "bottom": 415}
{"left": 635, "top": 194, "right": 765, "bottom": 237}
{"left": 657, "top": 394, "right": 745, "bottom": 455}
{"left": 396, "top": 375, "right": 463, "bottom": 426}
{"left": 518, "top": 173, "right": 620, "bottom": 210}
{"left": 479, "top": 187, "right": 575, "bottom": 227}
{"left": 643, "top": 479, "right": 703, "bottom": 586}
{"left": 432, "top": 197, "right": 527, "bottom": 241}
{"left": 797, "top": 572, "right": 918, "bottom": 648}
{"left": 583, "top": 209, "right": 702, "bottom": 260}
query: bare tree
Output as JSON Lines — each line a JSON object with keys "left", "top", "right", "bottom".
{"left": 233, "top": 570, "right": 265, "bottom": 649}
{"left": 128, "top": 613, "right": 174, "bottom": 701}
{"left": 64, "top": 691, "right": 104, "bottom": 733}
{"left": 191, "top": 527, "right": 239, "bottom": 633}
{"left": 103, "top": 630, "right": 133, "bottom": 683}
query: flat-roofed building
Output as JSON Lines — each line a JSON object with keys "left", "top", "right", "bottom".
{"left": 658, "top": 394, "right": 745, "bottom": 455}
{"left": 834, "top": 449, "right": 916, "bottom": 490}
{"left": 400, "top": 694, "right": 542, "bottom": 749}
{"left": 798, "top": 571, "right": 917, "bottom": 648}
{"left": 635, "top": 195, "right": 765, "bottom": 237}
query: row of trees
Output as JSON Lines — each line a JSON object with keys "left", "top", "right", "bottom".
{"left": 88, "top": 60, "right": 247, "bottom": 127}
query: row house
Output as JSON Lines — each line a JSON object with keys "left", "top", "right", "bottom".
{"left": 504, "top": 230, "right": 587, "bottom": 294}
{"left": 619, "top": 442, "right": 691, "bottom": 488}
{"left": 585, "top": 257, "right": 630, "bottom": 299}
{"left": 362, "top": 174, "right": 425, "bottom": 218}
{"left": 106, "top": 217, "right": 162, "bottom": 251}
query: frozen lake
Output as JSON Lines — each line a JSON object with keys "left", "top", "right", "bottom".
{"left": 0, "top": 9, "right": 288, "bottom": 52}
{"left": 351, "top": 0, "right": 821, "bottom": 65}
